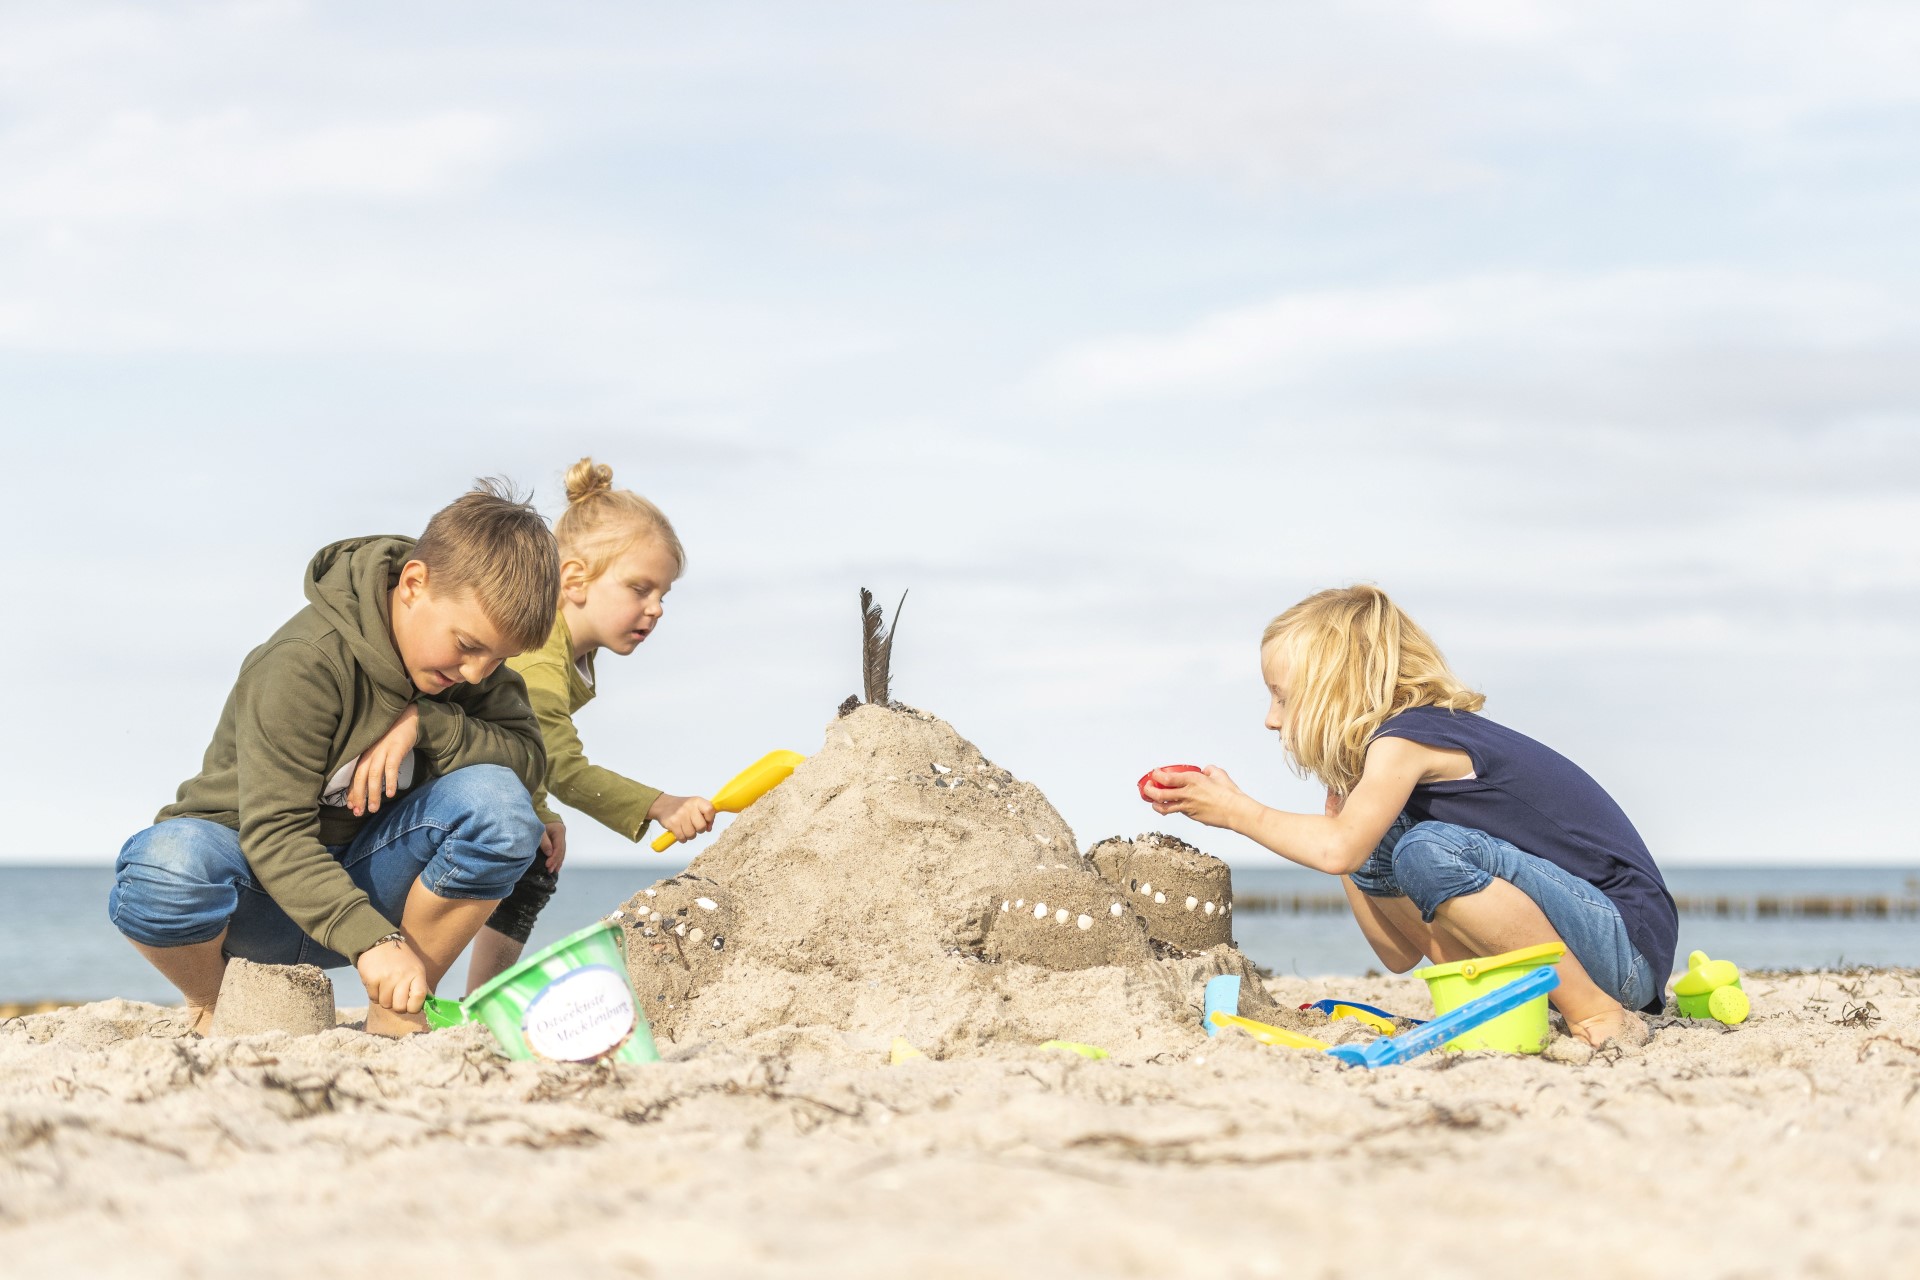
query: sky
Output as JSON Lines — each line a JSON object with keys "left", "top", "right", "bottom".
{"left": 2, "top": 1, "right": 1916, "bottom": 870}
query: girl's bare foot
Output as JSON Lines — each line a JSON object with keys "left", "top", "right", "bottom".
{"left": 185, "top": 1004, "right": 217, "bottom": 1036}
{"left": 1568, "top": 1005, "right": 1649, "bottom": 1048}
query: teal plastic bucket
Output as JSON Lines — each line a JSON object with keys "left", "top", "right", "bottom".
{"left": 424, "top": 919, "right": 658, "bottom": 1064}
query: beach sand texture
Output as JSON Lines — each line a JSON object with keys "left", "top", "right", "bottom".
{"left": 3, "top": 707, "right": 1915, "bottom": 1277}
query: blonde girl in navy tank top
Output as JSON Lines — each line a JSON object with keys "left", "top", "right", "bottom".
{"left": 1144, "top": 584, "right": 1676, "bottom": 1048}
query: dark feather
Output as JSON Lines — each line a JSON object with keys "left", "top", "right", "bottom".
{"left": 860, "top": 588, "right": 886, "bottom": 704}
{"left": 859, "top": 587, "right": 910, "bottom": 705}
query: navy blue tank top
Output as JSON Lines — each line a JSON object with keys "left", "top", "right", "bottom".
{"left": 1373, "top": 706, "right": 1677, "bottom": 1007}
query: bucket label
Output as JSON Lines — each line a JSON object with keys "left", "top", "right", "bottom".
{"left": 520, "top": 964, "right": 636, "bottom": 1062}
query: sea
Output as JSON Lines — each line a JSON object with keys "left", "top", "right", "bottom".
{"left": 5, "top": 864, "right": 1916, "bottom": 1006}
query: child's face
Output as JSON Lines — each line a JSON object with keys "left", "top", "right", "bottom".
{"left": 1260, "top": 640, "right": 1292, "bottom": 738}
{"left": 570, "top": 537, "right": 680, "bottom": 657}
{"left": 390, "top": 562, "right": 518, "bottom": 694}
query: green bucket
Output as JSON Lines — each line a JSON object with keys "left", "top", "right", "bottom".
{"left": 423, "top": 919, "right": 659, "bottom": 1064}
{"left": 1412, "top": 942, "right": 1565, "bottom": 1053}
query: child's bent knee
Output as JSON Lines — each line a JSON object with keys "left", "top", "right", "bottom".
{"left": 109, "top": 822, "right": 242, "bottom": 947}
{"left": 1388, "top": 822, "right": 1493, "bottom": 921}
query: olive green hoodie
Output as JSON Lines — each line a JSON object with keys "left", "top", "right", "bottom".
{"left": 157, "top": 536, "right": 546, "bottom": 961}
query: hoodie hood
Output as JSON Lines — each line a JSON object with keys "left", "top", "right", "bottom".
{"left": 302, "top": 536, "right": 416, "bottom": 697}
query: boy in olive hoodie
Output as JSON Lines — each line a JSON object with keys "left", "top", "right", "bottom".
{"left": 109, "top": 481, "right": 558, "bottom": 1037}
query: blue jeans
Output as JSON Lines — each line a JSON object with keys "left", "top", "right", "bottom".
{"left": 109, "top": 765, "right": 542, "bottom": 968}
{"left": 1351, "top": 816, "right": 1658, "bottom": 1011}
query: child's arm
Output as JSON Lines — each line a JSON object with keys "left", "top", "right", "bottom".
{"left": 232, "top": 641, "right": 405, "bottom": 964}
{"left": 416, "top": 667, "right": 548, "bottom": 793}
{"left": 516, "top": 655, "right": 667, "bottom": 842}
{"left": 1144, "top": 736, "right": 1432, "bottom": 874}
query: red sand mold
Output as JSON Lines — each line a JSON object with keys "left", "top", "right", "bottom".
{"left": 1137, "top": 764, "right": 1202, "bottom": 801}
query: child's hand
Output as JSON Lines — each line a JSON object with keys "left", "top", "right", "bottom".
{"left": 540, "top": 821, "right": 568, "bottom": 874}
{"left": 648, "top": 793, "right": 717, "bottom": 845}
{"left": 1143, "top": 765, "right": 1251, "bottom": 831}
{"left": 349, "top": 704, "right": 420, "bottom": 817}
{"left": 357, "top": 935, "right": 429, "bottom": 1014}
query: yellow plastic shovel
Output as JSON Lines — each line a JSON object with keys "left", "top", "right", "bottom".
{"left": 650, "top": 750, "right": 807, "bottom": 851}
{"left": 1207, "top": 1010, "right": 1331, "bottom": 1051}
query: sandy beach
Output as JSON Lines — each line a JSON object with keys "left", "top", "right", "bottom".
{"left": 0, "top": 967, "right": 1915, "bottom": 1279}
{"left": 7, "top": 709, "right": 1916, "bottom": 1278}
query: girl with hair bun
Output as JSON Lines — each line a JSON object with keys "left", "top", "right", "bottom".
{"left": 1144, "top": 585, "right": 1677, "bottom": 1047}
{"left": 466, "top": 458, "right": 715, "bottom": 991}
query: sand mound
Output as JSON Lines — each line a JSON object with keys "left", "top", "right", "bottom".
{"left": 614, "top": 705, "right": 1292, "bottom": 1061}
{"left": 208, "top": 960, "right": 336, "bottom": 1037}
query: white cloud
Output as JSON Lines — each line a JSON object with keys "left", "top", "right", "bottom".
{"left": 1034, "top": 269, "right": 1920, "bottom": 408}
{"left": 0, "top": 109, "right": 514, "bottom": 222}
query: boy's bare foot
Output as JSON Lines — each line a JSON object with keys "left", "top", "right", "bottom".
{"left": 364, "top": 1004, "right": 430, "bottom": 1038}
{"left": 1568, "top": 1005, "right": 1649, "bottom": 1048}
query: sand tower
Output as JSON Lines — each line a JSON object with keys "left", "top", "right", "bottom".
{"left": 613, "top": 704, "right": 1286, "bottom": 1060}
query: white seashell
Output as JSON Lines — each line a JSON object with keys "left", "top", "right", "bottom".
{"left": 1154, "top": 892, "right": 1167, "bottom": 904}
{"left": 1034, "top": 903, "right": 1048, "bottom": 919}
{"left": 1076, "top": 914, "right": 1093, "bottom": 930}
{"left": 1140, "top": 882, "right": 1152, "bottom": 896}
{"left": 695, "top": 897, "right": 718, "bottom": 911}
{"left": 674, "top": 923, "right": 687, "bottom": 937}
{"left": 1002, "top": 900, "right": 1011, "bottom": 912}
{"left": 932, "top": 762, "right": 952, "bottom": 774}
{"left": 1110, "top": 903, "right": 1124, "bottom": 916}
{"left": 1186, "top": 896, "right": 1198, "bottom": 911}
{"left": 650, "top": 911, "right": 663, "bottom": 923}
{"left": 1204, "top": 902, "right": 1216, "bottom": 915}
{"left": 645, "top": 888, "right": 657, "bottom": 897}
{"left": 688, "top": 927, "right": 705, "bottom": 944}
{"left": 1054, "top": 908, "right": 1068, "bottom": 924}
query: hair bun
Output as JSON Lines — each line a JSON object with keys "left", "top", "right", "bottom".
{"left": 563, "top": 457, "right": 615, "bottom": 505}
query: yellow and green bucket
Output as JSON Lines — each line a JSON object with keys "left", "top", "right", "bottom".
{"left": 424, "top": 919, "right": 659, "bottom": 1064}
{"left": 1412, "top": 942, "right": 1565, "bottom": 1053}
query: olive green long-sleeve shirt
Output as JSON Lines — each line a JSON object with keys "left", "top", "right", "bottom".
{"left": 507, "top": 615, "right": 662, "bottom": 840}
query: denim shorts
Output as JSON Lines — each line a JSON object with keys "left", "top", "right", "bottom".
{"left": 108, "top": 764, "right": 542, "bottom": 968}
{"left": 1351, "top": 815, "right": 1658, "bottom": 1011}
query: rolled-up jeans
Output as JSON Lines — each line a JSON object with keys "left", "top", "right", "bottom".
{"left": 1350, "top": 815, "right": 1658, "bottom": 1011}
{"left": 108, "top": 765, "right": 542, "bottom": 968}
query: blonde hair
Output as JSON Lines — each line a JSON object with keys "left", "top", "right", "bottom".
{"left": 413, "top": 478, "right": 559, "bottom": 652}
{"left": 1261, "top": 584, "right": 1484, "bottom": 795}
{"left": 554, "top": 457, "right": 685, "bottom": 584}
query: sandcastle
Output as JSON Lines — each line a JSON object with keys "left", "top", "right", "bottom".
{"left": 612, "top": 703, "right": 1296, "bottom": 1061}
{"left": 208, "top": 959, "right": 336, "bottom": 1037}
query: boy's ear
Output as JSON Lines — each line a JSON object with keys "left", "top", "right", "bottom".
{"left": 396, "top": 560, "right": 432, "bottom": 604}
{"left": 558, "top": 556, "right": 592, "bottom": 604}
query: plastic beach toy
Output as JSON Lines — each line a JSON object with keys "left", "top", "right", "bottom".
{"left": 1300, "top": 1000, "right": 1407, "bottom": 1035}
{"left": 1673, "top": 950, "right": 1749, "bottom": 1024}
{"left": 651, "top": 749, "right": 807, "bottom": 851}
{"left": 1137, "top": 764, "right": 1202, "bottom": 801}
{"left": 423, "top": 920, "right": 659, "bottom": 1064}
{"left": 1413, "top": 942, "right": 1566, "bottom": 1054}
{"left": 1208, "top": 1011, "right": 1330, "bottom": 1051}
{"left": 1202, "top": 976, "right": 1331, "bottom": 1049}
{"left": 1202, "top": 974, "right": 1240, "bottom": 1037}
{"left": 1327, "top": 966, "right": 1562, "bottom": 1069}
{"left": 890, "top": 1036, "right": 925, "bottom": 1065}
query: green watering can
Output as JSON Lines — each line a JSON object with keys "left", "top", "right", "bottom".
{"left": 423, "top": 919, "right": 660, "bottom": 1064}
